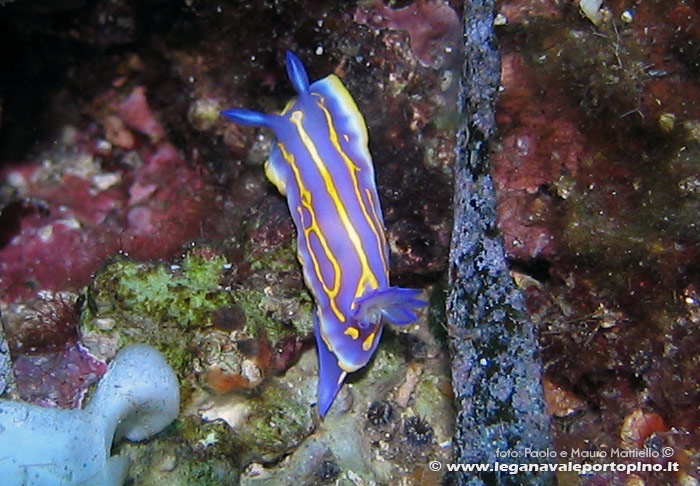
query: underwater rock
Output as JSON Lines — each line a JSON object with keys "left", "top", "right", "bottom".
{"left": 354, "top": 0, "right": 461, "bottom": 69}
{"left": 118, "top": 86, "right": 165, "bottom": 142}
{"left": 0, "top": 85, "right": 222, "bottom": 303}
{"left": 11, "top": 344, "right": 107, "bottom": 409}
{"left": 234, "top": 317, "right": 453, "bottom": 485}
{"left": 448, "top": 1, "right": 554, "bottom": 486}
{"left": 82, "top": 244, "right": 311, "bottom": 395}
{"left": 493, "top": 1, "right": 700, "bottom": 484}
{"left": 2, "top": 290, "right": 106, "bottom": 408}
{"left": 2, "top": 290, "right": 80, "bottom": 354}
{"left": 0, "top": 327, "right": 10, "bottom": 395}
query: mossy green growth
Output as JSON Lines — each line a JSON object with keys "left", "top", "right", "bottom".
{"left": 184, "top": 460, "right": 238, "bottom": 486}
{"left": 413, "top": 374, "right": 453, "bottom": 431}
{"left": 176, "top": 416, "right": 242, "bottom": 459}
{"left": 247, "top": 238, "right": 299, "bottom": 273}
{"left": 358, "top": 329, "right": 407, "bottom": 388}
{"left": 118, "top": 432, "right": 239, "bottom": 486}
{"left": 243, "top": 201, "right": 299, "bottom": 274}
{"left": 232, "top": 382, "right": 314, "bottom": 462}
{"left": 230, "top": 287, "right": 313, "bottom": 345}
{"left": 90, "top": 250, "right": 233, "bottom": 328}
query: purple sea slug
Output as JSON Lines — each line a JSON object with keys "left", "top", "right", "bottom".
{"left": 222, "top": 52, "right": 427, "bottom": 416}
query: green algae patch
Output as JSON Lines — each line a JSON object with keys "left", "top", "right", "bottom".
{"left": 89, "top": 250, "right": 233, "bottom": 329}
{"left": 247, "top": 238, "right": 299, "bottom": 273}
{"left": 80, "top": 247, "right": 236, "bottom": 379}
{"left": 412, "top": 373, "right": 455, "bottom": 444}
{"left": 360, "top": 329, "right": 407, "bottom": 387}
{"left": 118, "top": 430, "right": 240, "bottom": 486}
{"left": 230, "top": 287, "right": 313, "bottom": 346}
{"left": 232, "top": 382, "right": 314, "bottom": 463}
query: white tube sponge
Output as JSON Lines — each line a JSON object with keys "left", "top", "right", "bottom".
{"left": 0, "top": 344, "right": 180, "bottom": 486}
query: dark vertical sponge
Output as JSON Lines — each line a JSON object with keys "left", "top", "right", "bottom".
{"left": 447, "top": 1, "right": 556, "bottom": 485}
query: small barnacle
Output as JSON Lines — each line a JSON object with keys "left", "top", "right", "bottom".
{"left": 403, "top": 415, "right": 433, "bottom": 447}
{"left": 316, "top": 459, "right": 341, "bottom": 483}
{"left": 367, "top": 400, "right": 394, "bottom": 427}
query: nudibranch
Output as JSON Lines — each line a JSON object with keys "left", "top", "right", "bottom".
{"left": 222, "top": 52, "right": 427, "bottom": 417}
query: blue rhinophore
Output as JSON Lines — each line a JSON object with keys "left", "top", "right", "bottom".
{"left": 221, "top": 108, "right": 276, "bottom": 127}
{"left": 222, "top": 51, "right": 427, "bottom": 417}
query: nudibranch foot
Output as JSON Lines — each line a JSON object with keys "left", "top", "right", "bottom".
{"left": 314, "top": 312, "right": 347, "bottom": 417}
{"left": 353, "top": 287, "right": 428, "bottom": 328}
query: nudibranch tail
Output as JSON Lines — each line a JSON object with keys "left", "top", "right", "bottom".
{"left": 314, "top": 312, "right": 347, "bottom": 417}
{"left": 353, "top": 287, "right": 428, "bottom": 328}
